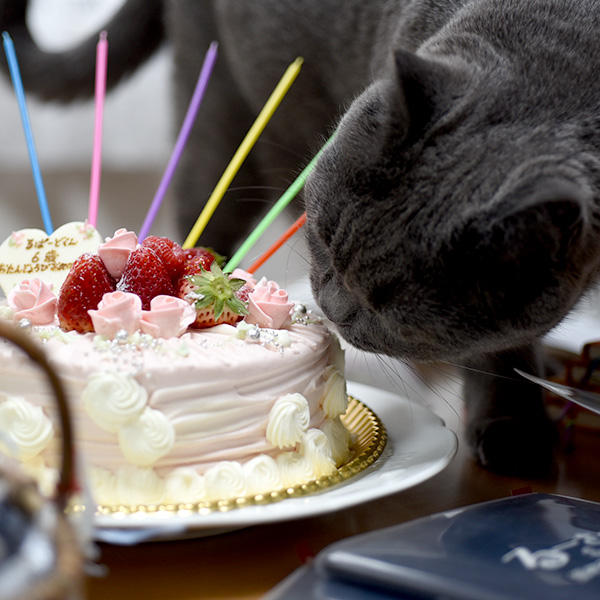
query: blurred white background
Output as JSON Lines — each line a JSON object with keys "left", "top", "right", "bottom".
{"left": 0, "top": 0, "right": 172, "bottom": 169}
{"left": 0, "top": 0, "right": 178, "bottom": 240}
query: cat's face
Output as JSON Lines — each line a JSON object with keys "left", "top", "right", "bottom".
{"left": 305, "top": 51, "right": 597, "bottom": 362}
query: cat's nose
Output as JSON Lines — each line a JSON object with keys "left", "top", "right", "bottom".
{"left": 314, "top": 275, "right": 358, "bottom": 326}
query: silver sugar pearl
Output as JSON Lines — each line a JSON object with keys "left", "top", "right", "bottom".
{"left": 248, "top": 326, "right": 261, "bottom": 340}
{"left": 18, "top": 318, "right": 31, "bottom": 329}
{"left": 115, "top": 329, "right": 129, "bottom": 344}
{"left": 293, "top": 303, "right": 307, "bottom": 315}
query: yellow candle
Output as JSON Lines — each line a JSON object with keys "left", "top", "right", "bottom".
{"left": 182, "top": 57, "right": 303, "bottom": 249}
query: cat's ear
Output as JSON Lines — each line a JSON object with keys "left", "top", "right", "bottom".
{"left": 489, "top": 177, "right": 589, "bottom": 250}
{"left": 393, "top": 49, "right": 464, "bottom": 140}
{"left": 457, "top": 177, "right": 590, "bottom": 288}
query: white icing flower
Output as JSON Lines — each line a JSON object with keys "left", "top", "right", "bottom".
{"left": 22, "top": 455, "right": 58, "bottom": 497}
{"left": 118, "top": 407, "right": 175, "bottom": 467}
{"left": 164, "top": 467, "right": 206, "bottom": 503}
{"left": 88, "top": 466, "right": 118, "bottom": 506}
{"left": 0, "top": 396, "right": 53, "bottom": 460}
{"left": 266, "top": 393, "right": 310, "bottom": 449}
{"left": 243, "top": 455, "right": 282, "bottom": 495}
{"left": 300, "top": 429, "right": 336, "bottom": 478}
{"left": 204, "top": 461, "right": 246, "bottom": 500}
{"left": 116, "top": 465, "right": 165, "bottom": 505}
{"left": 321, "top": 417, "right": 352, "bottom": 465}
{"left": 276, "top": 451, "right": 315, "bottom": 487}
{"left": 83, "top": 372, "right": 147, "bottom": 433}
{"left": 321, "top": 366, "right": 348, "bottom": 418}
{"left": 328, "top": 334, "right": 346, "bottom": 375}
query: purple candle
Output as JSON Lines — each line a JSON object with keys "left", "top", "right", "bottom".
{"left": 138, "top": 41, "right": 218, "bottom": 241}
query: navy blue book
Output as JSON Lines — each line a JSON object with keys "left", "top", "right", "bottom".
{"left": 266, "top": 494, "right": 600, "bottom": 600}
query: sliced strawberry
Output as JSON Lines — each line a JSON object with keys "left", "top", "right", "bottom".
{"left": 58, "top": 253, "right": 116, "bottom": 333}
{"left": 117, "top": 246, "right": 175, "bottom": 310}
{"left": 177, "top": 262, "right": 248, "bottom": 328}
{"left": 141, "top": 236, "right": 185, "bottom": 282}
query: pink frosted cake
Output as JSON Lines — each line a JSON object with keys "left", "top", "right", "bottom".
{"left": 0, "top": 228, "right": 351, "bottom": 506}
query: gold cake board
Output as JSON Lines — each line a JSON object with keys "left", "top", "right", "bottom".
{"left": 88, "top": 396, "right": 387, "bottom": 517}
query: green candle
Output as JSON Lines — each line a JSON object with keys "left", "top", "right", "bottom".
{"left": 224, "top": 135, "right": 333, "bottom": 273}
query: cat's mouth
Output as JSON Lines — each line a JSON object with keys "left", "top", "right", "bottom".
{"left": 313, "top": 273, "right": 459, "bottom": 361}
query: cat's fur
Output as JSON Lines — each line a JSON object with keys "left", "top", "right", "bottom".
{"left": 2, "top": 0, "right": 597, "bottom": 474}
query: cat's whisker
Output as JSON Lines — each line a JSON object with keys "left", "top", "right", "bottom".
{"left": 384, "top": 356, "right": 463, "bottom": 422}
{"left": 440, "top": 360, "right": 517, "bottom": 382}
{"left": 226, "top": 185, "right": 287, "bottom": 193}
{"left": 228, "top": 196, "right": 278, "bottom": 205}
{"left": 260, "top": 166, "right": 303, "bottom": 177}
{"left": 256, "top": 138, "right": 309, "bottom": 162}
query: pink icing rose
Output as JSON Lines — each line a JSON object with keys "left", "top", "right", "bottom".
{"left": 98, "top": 228, "right": 138, "bottom": 279}
{"left": 245, "top": 277, "right": 294, "bottom": 329}
{"left": 88, "top": 291, "right": 142, "bottom": 338}
{"left": 230, "top": 268, "right": 257, "bottom": 289}
{"left": 7, "top": 278, "right": 57, "bottom": 325}
{"left": 140, "top": 295, "right": 196, "bottom": 338}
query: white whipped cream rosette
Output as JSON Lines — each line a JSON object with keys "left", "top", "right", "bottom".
{"left": 276, "top": 450, "right": 315, "bottom": 488}
{"left": 118, "top": 406, "right": 175, "bottom": 467}
{"left": 321, "top": 365, "right": 348, "bottom": 418}
{"left": 82, "top": 372, "right": 147, "bottom": 433}
{"left": 0, "top": 396, "right": 53, "bottom": 460}
{"left": 116, "top": 465, "right": 165, "bottom": 505}
{"left": 242, "top": 455, "right": 282, "bottom": 495}
{"left": 266, "top": 393, "right": 310, "bottom": 449}
{"left": 300, "top": 428, "right": 336, "bottom": 478}
{"left": 164, "top": 467, "right": 207, "bottom": 503}
{"left": 204, "top": 461, "right": 246, "bottom": 500}
{"left": 321, "top": 417, "right": 353, "bottom": 465}
{"left": 88, "top": 466, "right": 118, "bottom": 506}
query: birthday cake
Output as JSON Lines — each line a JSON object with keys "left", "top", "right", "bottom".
{"left": 0, "top": 226, "right": 351, "bottom": 507}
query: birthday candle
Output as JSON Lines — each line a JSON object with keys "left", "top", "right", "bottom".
{"left": 247, "top": 212, "right": 307, "bottom": 274}
{"left": 2, "top": 31, "right": 53, "bottom": 235}
{"left": 88, "top": 31, "right": 108, "bottom": 228}
{"left": 138, "top": 41, "right": 218, "bottom": 242}
{"left": 182, "top": 56, "right": 304, "bottom": 249}
{"left": 224, "top": 135, "right": 333, "bottom": 273}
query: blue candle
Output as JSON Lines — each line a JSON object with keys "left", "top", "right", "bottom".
{"left": 3, "top": 31, "right": 53, "bottom": 235}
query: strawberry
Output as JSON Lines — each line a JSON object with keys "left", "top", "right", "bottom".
{"left": 58, "top": 253, "right": 116, "bottom": 333}
{"left": 177, "top": 262, "right": 248, "bottom": 328}
{"left": 181, "top": 246, "right": 225, "bottom": 269}
{"left": 141, "top": 236, "right": 185, "bottom": 283}
{"left": 117, "top": 246, "right": 175, "bottom": 310}
{"left": 176, "top": 256, "right": 211, "bottom": 299}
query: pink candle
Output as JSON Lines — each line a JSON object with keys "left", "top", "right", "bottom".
{"left": 88, "top": 31, "right": 108, "bottom": 228}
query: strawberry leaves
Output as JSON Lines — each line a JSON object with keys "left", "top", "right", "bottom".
{"left": 187, "top": 262, "right": 248, "bottom": 320}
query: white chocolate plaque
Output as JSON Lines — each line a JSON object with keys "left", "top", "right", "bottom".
{"left": 0, "top": 221, "right": 102, "bottom": 296}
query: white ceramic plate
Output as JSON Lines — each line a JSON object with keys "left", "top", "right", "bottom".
{"left": 93, "top": 382, "right": 458, "bottom": 543}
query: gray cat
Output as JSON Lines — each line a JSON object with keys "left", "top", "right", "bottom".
{"left": 2, "top": 0, "right": 592, "bottom": 475}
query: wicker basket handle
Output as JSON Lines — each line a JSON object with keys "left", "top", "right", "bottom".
{"left": 0, "top": 320, "right": 75, "bottom": 510}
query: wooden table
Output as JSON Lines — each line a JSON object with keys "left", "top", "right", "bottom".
{"left": 85, "top": 371, "right": 600, "bottom": 600}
